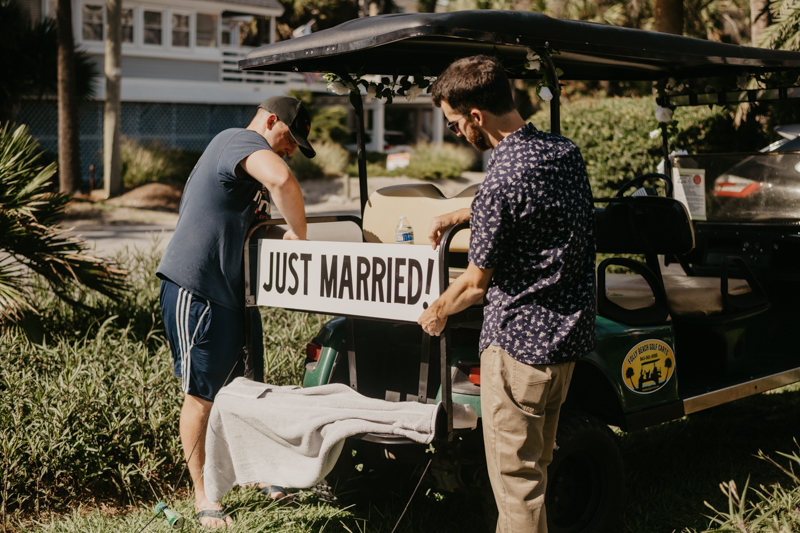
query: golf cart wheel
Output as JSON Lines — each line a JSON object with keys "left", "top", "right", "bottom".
{"left": 546, "top": 409, "right": 624, "bottom": 533}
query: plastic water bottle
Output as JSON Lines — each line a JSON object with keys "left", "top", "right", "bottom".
{"left": 154, "top": 502, "right": 185, "bottom": 530}
{"left": 396, "top": 215, "right": 414, "bottom": 244}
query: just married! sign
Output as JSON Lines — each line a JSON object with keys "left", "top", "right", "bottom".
{"left": 255, "top": 240, "right": 441, "bottom": 322}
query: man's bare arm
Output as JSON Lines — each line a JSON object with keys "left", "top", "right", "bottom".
{"left": 418, "top": 262, "right": 493, "bottom": 336}
{"left": 241, "top": 150, "right": 307, "bottom": 240}
{"left": 428, "top": 208, "right": 470, "bottom": 249}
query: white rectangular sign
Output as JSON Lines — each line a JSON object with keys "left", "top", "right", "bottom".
{"left": 672, "top": 167, "right": 707, "bottom": 220}
{"left": 256, "top": 240, "right": 441, "bottom": 322}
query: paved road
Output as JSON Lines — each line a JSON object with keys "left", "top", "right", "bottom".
{"left": 72, "top": 223, "right": 177, "bottom": 256}
{"left": 68, "top": 172, "right": 485, "bottom": 255}
{"left": 70, "top": 211, "right": 363, "bottom": 256}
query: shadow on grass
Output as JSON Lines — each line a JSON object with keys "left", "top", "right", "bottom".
{"left": 333, "top": 384, "right": 800, "bottom": 533}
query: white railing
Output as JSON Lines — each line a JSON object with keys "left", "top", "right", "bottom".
{"left": 220, "top": 47, "right": 326, "bottom": 88}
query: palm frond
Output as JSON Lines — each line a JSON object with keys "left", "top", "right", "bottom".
{"left": 0, "top": 123, "right": 129, "bottom": 332}
{"left": 759, "top": 0, "right": 800, "bottom": 49}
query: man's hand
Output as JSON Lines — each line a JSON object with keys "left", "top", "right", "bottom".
{"left": 283, "top": 228, "right": 302, "bottom": 240}
{"left": 417, "top": 262, "right": 493, "bottom": 336}
{"left": 427, "top": 208, "right": 470, "bottom": 249}
{"left": 427, "top": 215, "right": 450, "bottom": 250}
{"left": 418, "top": 303, "right": 448, "bottom": 336}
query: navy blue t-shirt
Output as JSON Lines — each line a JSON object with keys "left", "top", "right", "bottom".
{"left": 157, "top": 128, "right": 272, "bottom": 310}
{"left": 469, "top": 123, "right": 596, "bottom": 365}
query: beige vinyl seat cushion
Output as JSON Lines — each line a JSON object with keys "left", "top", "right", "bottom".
{"left": 362, "top": 183, "right": 477, "bottom": 252}
{"left": 604, "top": 273, "right": 754, "bottom": 317}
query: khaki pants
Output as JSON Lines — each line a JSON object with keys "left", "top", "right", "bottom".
{"left": 480, "top": 345, "right": 575, "bottom": 533}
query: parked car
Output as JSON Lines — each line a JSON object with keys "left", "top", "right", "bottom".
{"left": 695, "top": 126, "right": 800, "bottom": 222}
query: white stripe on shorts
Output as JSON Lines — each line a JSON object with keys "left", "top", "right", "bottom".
{"left": 175, "top": 288, "right": 210, "bottom": 395}
{"left": 178, "top": 288, "right": 191, "bottom": 393}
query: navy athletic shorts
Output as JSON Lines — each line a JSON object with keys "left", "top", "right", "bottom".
{"left": 159, "top": 279, "right": 263, "bottom": 401}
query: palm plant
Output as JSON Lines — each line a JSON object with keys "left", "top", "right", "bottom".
{"left": 0, "top": 122, "right": 127, "bottom": 337}
{"left": 758, "top": 0, "right": 800, "bottom": 49}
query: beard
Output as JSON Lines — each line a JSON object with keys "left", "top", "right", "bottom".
{"left": 466, "top": 121, "right": 491, "bottom": 152}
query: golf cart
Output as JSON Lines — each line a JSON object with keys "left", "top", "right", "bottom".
{"left": 239, "top": 11, "right": 800, "bottom": 532}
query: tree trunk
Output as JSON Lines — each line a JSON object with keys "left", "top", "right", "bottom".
{"left": 103, "top": 0, "right": 122, "bottom": 198}
{"left": 751, "top": 0, "right": 772, "bottom": 46}
{"left": 57, "top": 0, "right": 81, "bottom": 193}
{"left": 655, "top": 0, "right": 684, "bottom": 35}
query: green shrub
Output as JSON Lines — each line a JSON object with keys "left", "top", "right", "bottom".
{"left": 308, "top": 105, "right": 350, "bottom": 145}
{"left": 289, "top": 141, "right": 349, "bottom": 180}
{"left": 530, "top": 97, "right": 772, "bottom": 197}
{"left": 403, "top": 142, "right": 475, "bottom": 180}
{"left": 344, "top": 151, "right": 389, "bottom": 178}
{"left": 120, "top": 137, "right": 201, "bottom": 189}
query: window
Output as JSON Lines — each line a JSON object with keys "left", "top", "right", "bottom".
{"left": 172, "top": 13, "right": 189, "bottom": 47}
{"left": 221, "top": 17, "right": 236, "bottom": 46}
{"left": 144, "top": 10, "right": 162, "bottom": 45}
{"left": 196, "top": 13, "right": 217, "bottom": 47}
{"left": 82, "top": 4, "right": 104, "bottom": 42}
{"left": 121, "top": 8, "right": 134, "bottom": 43}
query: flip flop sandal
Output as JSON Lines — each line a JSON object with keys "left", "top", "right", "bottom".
{"left": 260, "top": 485, "right": 295, "bottom": 502}
{"left": 195, "top": 509, "right": 232, "bottom": 528}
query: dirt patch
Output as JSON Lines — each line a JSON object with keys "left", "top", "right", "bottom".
{"left": 105, "top": 182, "right": 184, "bottom": 211}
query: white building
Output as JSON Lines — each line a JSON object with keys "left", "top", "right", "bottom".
{"left": 17, "top": 0, "right": 327, "bottom": 183}
{"left": 16, "top": 0, "right": 450, "bottom": 183}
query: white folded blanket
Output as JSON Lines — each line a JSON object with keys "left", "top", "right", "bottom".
{"left": 203, "top": 377, "right": 477, "bottom": 503}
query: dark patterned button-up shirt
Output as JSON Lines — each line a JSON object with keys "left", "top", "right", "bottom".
{"left": 469, "top": 123, "right": 596, "bottom": 365}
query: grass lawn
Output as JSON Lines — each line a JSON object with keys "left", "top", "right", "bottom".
{"left": 5, "top": 246, "right": 799, "bottom": 533}
{"left": 20, "top": 383, "right": 800, "bottom": 533}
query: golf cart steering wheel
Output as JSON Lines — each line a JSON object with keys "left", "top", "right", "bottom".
{"left": 615, "top": 173, "right": 673, "bottom": 198}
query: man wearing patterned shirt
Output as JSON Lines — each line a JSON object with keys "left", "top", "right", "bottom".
{"left": 418, "top": 55, "right": 596, "bottom": 533}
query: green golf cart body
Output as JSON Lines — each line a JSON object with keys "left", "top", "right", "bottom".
{"left": 240, "top": 11, "right": 800, "bottom": 532}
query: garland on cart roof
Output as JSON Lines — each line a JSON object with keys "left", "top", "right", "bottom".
{"left": 323, "top": 48, "right": 560, "bottom": 104}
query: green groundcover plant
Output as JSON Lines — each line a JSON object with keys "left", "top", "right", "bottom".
{"left": 700, "top": 446, "right": 800, "bottom": 533}
{"left": 0, "top": 242, "right": 327, "bottom": 530}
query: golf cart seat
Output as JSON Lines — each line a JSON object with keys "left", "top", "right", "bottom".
{"left": 604, "top": 272, "right": 758, "bottom": 317}
{"left": 596, "top": 195, "right": 768, "bottom": 326}
{"left": 362, "top": 183, "right": 473, "bottom": 251}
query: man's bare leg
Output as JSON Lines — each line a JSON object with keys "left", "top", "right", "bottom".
{"left": 181, "top": 394, "right": 232, "bottom": 528}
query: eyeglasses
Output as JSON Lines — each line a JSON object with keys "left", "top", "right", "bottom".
{"left": 446, "top": 115, "right": 465, "bottom": 135}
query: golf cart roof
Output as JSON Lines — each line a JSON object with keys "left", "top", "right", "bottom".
{"left": 240, "top": 10, "right": 800, "bottom": 81}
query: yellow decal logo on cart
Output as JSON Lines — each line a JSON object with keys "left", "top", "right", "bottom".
{"left": 621, "top": 340, "right": 676, "bottom": 394}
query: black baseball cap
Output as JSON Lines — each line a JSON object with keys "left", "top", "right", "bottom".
{"left": 258, "top": 96, "right": 316, "bottom": 158}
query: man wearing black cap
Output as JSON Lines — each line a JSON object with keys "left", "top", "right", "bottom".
{"left": 157, "top": 95, "right": 315, "bottom": 527}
